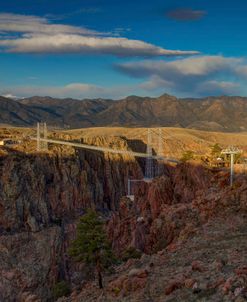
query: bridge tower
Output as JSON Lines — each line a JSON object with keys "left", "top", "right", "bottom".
{"left": 144, "top": 129, "right": 154, "bottom": 181}
{"left": 156, "top": 128, "right": 164, "bottom": 176}
{"left": 37, "top": 122, "right": 48, "bottom": 152}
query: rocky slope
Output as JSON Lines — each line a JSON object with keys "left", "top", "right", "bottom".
{"left": 1, "top": 94, "right": 247, "bottom": 131}
{"left": 60, "top": 166, "right": 247, "bottom": 302}
{"left": 0, "top": 96, "right": 41, "bottom": 126}
{"left": 107, "top": 165, "right": 247, "bottom": 256}
{"left": 62, "top": 214, "right": 247, "bottom": 302}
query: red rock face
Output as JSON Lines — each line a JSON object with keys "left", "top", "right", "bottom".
{"left": 107, "top": 163, "right": 247, "bottom": 256}
{"left": 64, "top": 179, "right": 247, "bottom": 302}
{"left": 0, "top": 227, "right": 62, "bottom": 301}
{"left": 0, "top": 137, "right": 246, "bottom": 301}
{"left": 0, "top": 137, "right": 142, "bottom": 301}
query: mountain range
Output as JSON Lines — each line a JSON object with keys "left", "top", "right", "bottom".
{"left": 0, "top": 94, "right": 247, "bottom": 132}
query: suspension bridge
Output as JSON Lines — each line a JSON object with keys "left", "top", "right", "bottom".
{"left": 32, "top": 123, "right": 243, "bottom": 198}
{"left": 32, "top": 123, "right": 180, "bottom": 200}
{"left": 33, "top": 123, "right": 179, "bottom": 163}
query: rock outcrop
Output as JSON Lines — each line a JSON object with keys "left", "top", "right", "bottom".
{"left": 108, "top": 164, "right": 247, "bottom": 256}
{"left": 61, "top": 167, "right": 247, "bottom": 302}
{"left": 0, "top": 136, "right": 142, "bottom": 301}
{"left": 62, "top": 214, "right": 247, "bottom": 302}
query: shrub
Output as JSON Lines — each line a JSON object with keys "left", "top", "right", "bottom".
{"left": 180, "top": 150, "right": 195, "bottom": 162}
{"left": 52, "top": 281, "right": 70, "bottom": 300}
{"left": 211, "top": 143, "right": 222, "bottom": 158}
{"left": 121, "top": 247, "right": 142, "bottom": 261}
{"left": 112, "top": 287, "right": 121, "bottom": 295}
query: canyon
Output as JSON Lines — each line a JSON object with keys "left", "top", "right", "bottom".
{"left": 0, "top": 127, "right": 246, "bottom": 301}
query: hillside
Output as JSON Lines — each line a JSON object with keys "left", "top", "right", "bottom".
{"left": 0, "top": 94, "right": 247, "bottom": 131}
{"left": 0, "top": 96, "right": 41, "bottom": 126}
{"left": 65, "top": 126, "right": 247, "bottom": 158}
{"left": 0, "top": 126, "right": 247, "bottom": 159}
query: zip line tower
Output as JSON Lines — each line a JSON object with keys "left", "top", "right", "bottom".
{"left": 221, "top": 146, "right": 242, "bottom": 186}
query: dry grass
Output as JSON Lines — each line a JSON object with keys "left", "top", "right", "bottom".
{"left": 0, "top": 126, "right": 246, "bottom": 158}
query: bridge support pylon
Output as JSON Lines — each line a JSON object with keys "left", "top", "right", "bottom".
{"left": 37, "top": 122, "right": 48, "bottom": 152}
{"left": 144, "top": 129, "right": 154, "bottom": 182}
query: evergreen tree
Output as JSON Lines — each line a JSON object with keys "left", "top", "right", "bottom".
{"left": 211, "top": 143, "right": 222, "bottom": 158}
{"left": 69, "top": 210, "right": 113, "bottom": 289}
{"left": 180, "top": 150, "right": 195, "bottom": 162}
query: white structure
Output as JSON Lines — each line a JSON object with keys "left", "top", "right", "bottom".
{"left": 33, "top": 124, "right": 179, "bottom": 162}
{"left": 126, "top": 178, "right": 145, "bottom": 201}
{"left": 37, "top": 122, "right": 48, "bottom": 151}
{"left": 144, "top": 128, "right": 154, "bottom": 181}
{"left": 221, "top": 146, "right": 242, "bottom": 186}
{"left": 33, "top": 123, "right": 180, "bottom": 202}
{"left": 0, "top": 139, "right": 21, "bottom": 147}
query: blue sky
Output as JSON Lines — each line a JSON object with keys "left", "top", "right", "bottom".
{"left": 1, "top": 0, "right": 247, "bottom": 99}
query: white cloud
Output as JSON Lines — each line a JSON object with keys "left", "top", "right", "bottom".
{"left": 196, "top": 81, "right": 240, "bottom": 95}
{"left": 139, "top": 75, "right": 173, "bottom": 91}
{"left": 2, "top": 93, "right": 20, "bottom": 99}
{"left": 0, "top": 13, "right": 199, "bottom": 56}
{"left": 235, "top": 66, "right": 247, "bottom": 77}
{"left": 2, "top": 54, "right": 246, "bottom": 98}
{"left": 116, "top": 55, "right": 247, "bottom": 96}
{"left": 0, "top": 13, "right": 98, "bottom": 35}
{"left": 117, "top": 56, "right": 241, "bottom": 77}
{"left": 0, "top": 83, "right": 136, "bottom": 99}
{"left": 0, "top": 33, "right": 199, "bottom": 56}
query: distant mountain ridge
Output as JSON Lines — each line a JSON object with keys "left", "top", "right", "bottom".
{"left": 0, "top": 94, "right": 247, "bottom": 132}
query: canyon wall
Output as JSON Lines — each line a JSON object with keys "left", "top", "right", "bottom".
{"left": 108, "top": 164, "right": 247, "bottom": 255}
{"left": 0, "top": 136, "right": 142, "bottom": 301}
{"left": 0, "top": 134, "right": 246, "bottom": 301}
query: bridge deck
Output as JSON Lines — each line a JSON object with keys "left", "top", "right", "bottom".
{"left": 31, "top": 137, "right": 179, "bottom": 163}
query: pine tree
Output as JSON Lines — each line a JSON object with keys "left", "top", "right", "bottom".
{"left": 69, "top": 210, "right": 113, "bottom": 289}
{"left": 211, "top": 143, "right": 222, "bottom": 158}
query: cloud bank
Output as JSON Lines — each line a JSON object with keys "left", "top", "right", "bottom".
{"left": 116, "top": 56, "right": 247, "bottom": 96}
{"left": 0, "top": 83, "right": 135, "bottom": 99}
{"left": 0, "top": 13, "right": 199, "bottom": 56}
{"left": 3, "top": 56, "right": 247, "bottom": 99}
{"left": 0, "top": 13, "right": 98, "bottom": 35}
{"left": 0, "top": 34, "right": 199, "bottom": 56}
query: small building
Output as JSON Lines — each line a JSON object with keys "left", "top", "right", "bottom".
{"left": 126, "top": 195, "right": 135, "bottom": 201}
{"left": 0, "top": 139, "right": 21, "bottom": 147}
{"left": 211, "top": 157, "right": 226, "bottom": 167}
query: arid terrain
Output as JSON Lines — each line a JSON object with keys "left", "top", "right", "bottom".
{"left": 0, "top": 126, "right": 246, "bottom": 301}
{"left": 1, "top": 126, "right": 247, "bottom": 158}
{"left": 1, "top": 94, "right": 247, "bottom": 132}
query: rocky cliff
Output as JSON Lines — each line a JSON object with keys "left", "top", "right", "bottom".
{"left": 0, "top": 133, "right": 247, "bottom": 301}
{"left": 61, "top": 166, "right": 247, "bottom": 302}
{"left": 0, "top": 136, "right": 142, "bottom": 301}
{"left": 108, "top": 164, "right": 247, "bottom": 256}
